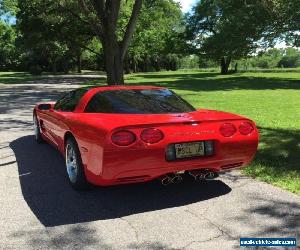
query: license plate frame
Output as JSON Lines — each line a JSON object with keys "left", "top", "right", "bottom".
{"left": 174, "top": 141, "right": 205, "bottom": 159}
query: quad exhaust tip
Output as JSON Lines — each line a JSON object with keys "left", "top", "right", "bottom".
{"left": 160, "top": 174, "right": 183, "bottom": 186}
{"left": 160, "top": 170, "right": 218, "bottom": 185}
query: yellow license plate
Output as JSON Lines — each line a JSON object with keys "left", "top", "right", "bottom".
{"left": 175, "top": 142, "right": 205, "bottom": 159}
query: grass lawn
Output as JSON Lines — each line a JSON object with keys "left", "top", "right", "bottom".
{"left": 0, "top": 72, "right": 45, "bottom": 84}
{"left": 124, "top": 70, "right": 300, "bottom": 195}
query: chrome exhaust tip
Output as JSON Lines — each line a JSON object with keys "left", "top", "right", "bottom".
{"left": 161, "top": 176, "right": 172, "bottom": 186}
{"left": 188, "top": 170, "right": 218, "bottom": 181}
{"left": 196, "top": 173, "right": 206, "bottom": 181}
{"left": 172, "top": 175, "right": 183, "bottom": 184}
{"left": 188, "top": 170, "right": 201, "bottom": 180}
{"left": 204, "top": 172, "right": 217, "bottom": 180}
{"left": 160, "top": 174, "right": 175, "bottom": 186}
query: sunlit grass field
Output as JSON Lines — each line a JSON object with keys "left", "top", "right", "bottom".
{"left": 125, "top": 70, "right": 300, "bottom": 194}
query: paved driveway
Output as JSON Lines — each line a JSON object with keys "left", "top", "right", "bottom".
{"left": 0, "top": 79, "right": 299, "bottom": 250}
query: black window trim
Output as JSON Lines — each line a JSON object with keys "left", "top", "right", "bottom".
{"left": 54, "top": 88, "right": 88, "bottom": 112}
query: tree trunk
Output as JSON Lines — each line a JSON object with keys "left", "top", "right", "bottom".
{"left": 143, "top": 55, "right": 149, "bottom": 72}
{"left": 76, "top": 53, "right": 82, "bottom": 73}
{"left": 52, "top": 60, "right": 57, "bottom": 74}
{"left": 62, "top": 56, "right": 69, "bottom": 74}
{"left": 234, "top": 62, "right": 238, "bottom": 73}
{"left": 103, "top": 39, "right": 124, "bottom": 85}
{"left": 132, "top": 56, "right": 138, "bottom": 73}
{"left": 79, "top": 0, "right": 143, "bottom": 85}
{"left": 124, "top": 53, "right": 130, "bottom": 74}
{"left": 220, "top": 56, "right": 231, "bottom": 74}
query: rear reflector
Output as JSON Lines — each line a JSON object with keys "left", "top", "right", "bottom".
{"left": 111, "top": 130, "right": 136, "bottom": 146}
{"left": 140, "top": 128, "right": 164, "bottom": 144}
{"left": 219, "top": 123, "right": 237, "bottom": 137}
{"left": 204, "top": 140, "right": 214, "bottom": 156}
{"left": 166, "top": 144, "right": 176, "bottom": 161}
{"left": 239, "top": 122, "right": 254, "bottom": 135}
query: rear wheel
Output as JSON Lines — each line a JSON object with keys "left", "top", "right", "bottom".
{"left": 33, "top": 114, "right": 44, "bottom": 143}
{"left": 65, "top": 137, "right": 89, "bottom": 190}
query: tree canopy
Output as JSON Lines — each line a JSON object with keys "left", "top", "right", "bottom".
{"left": 186, "top": 0, "right": 276, "bottom": 74}
{"left": 7, "top": 0, "right": 184, "bottom": 79}
{"left": 0, "top": 0, "right": 299, "bottom": 78}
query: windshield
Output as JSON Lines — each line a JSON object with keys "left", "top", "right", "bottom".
{"left": 84, "top": 89, "right": 196, "bottom": 114}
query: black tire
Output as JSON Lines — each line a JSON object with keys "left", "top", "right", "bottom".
{"left": 33, "top": 114, "right": 44, "bottom": 143}
{"left": 65, "top": 136, "right": 89, "bottom": 190}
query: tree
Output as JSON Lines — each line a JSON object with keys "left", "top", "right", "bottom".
{"left": 250, "top": 48, "right": 283, "bottom": 69}
{"left": 266, "top": 0, "right": 300, "bottom": 47}
{"left": 16, "top": 0, "right": 143, "bottom": 83}
{"left": 72, "top": 0, "right": 143, "bottom": 84}
{"left": 278, "top": 48, "right": 300, "bottom": 68}
{"left": 0, "top": 20, "right": 18, "bottom": 70}
{"left": 186, "top": 0, "right": 274, "bottom": 74}
{"left": 16, "top": 0, "right": 185, "bottom": 77}
{"left": 127, "top": 0, "right": 184, "bottom": 72}
{"left": 17, "top": 0, "right": 97, "bottom": 74}
{"left": 0, "top": 0, "right": 19, "bottom": 70}
{"left": 0, "top": 0, "right": 18, "bottom": 17}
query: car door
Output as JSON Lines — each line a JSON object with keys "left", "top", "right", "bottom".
{"left": 48, "top": 89, "right": 89, "bottom": 148}
{"left": 40, "top": 92, "right": 73, "bottom": 147}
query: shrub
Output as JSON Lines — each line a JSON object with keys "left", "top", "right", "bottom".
{"left": 29, "top": 65, "right": 42, "bottom": 75}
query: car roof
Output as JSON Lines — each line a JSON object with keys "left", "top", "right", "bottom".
{"left": 83, "top": 85, "right": 165, "bottom": 93}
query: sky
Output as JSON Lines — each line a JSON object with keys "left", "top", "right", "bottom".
{"left": 176, "top": 0, "right": 197, "bottom": 13}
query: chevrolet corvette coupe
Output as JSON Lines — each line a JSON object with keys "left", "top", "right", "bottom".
{"left": 33, "top": 85, "right": 259, "bottom": 189}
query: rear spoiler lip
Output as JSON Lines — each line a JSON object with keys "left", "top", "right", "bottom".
{"left": 111, "top": 117, "right": 251, "bottom": 131}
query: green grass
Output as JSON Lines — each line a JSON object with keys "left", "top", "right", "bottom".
{"left": 0, "top": 72, "right": 45, "bottom": 84}
{"left": 123, "top": 70, "right": 300, "bottom": 195}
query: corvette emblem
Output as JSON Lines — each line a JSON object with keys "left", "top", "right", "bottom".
{"left": 171, "top": 131, "right": 215, "bottom": 136}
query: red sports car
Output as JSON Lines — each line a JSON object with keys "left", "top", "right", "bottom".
{"left": 33, "top": 85, "right": 259, "bottom": 189}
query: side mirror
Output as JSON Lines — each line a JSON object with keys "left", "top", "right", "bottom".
{"left": 38, "top": 103, "right": 52, "bottom": 111}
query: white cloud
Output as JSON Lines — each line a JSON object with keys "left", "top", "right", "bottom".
{"left": 176, "top": 0, "right": 197, "bottom": 13}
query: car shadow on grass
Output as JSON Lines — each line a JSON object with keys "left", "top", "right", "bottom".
{"left": 244, "top": 126, "right": 300, "bottom": 194}
{"left": 125, "top": 72, "right": 300, "bottom": 91}
{"left": 10, "top": 135, "right": 231, "bottom": 227}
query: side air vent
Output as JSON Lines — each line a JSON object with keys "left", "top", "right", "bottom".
{"left": 221, "top": 162, "right": 243, "bottom": 170}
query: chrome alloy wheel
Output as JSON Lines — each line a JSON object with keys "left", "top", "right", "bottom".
{"left": 66, "top": 144, "right": 78, "bottom": 183}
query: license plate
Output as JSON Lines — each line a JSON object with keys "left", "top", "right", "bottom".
{"left": 175, "top": 141, "right": 205, "bottom": 159}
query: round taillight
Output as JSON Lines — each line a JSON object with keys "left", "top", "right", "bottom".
{"left": 111, "top": 130, "right": 136, "bottom": 146}
{"left": 140, "top": 128, "right": 164, "bottom": 144}
{"left": 219, "top": 123, "right": 237, "bottom": 137}
{"left": 239, "top": 122, "right": 254, "bottom": 135}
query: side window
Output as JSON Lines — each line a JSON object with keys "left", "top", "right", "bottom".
{"left": 54, "top": 89, "right": 88, "bottom": 112}
{"left": 54, "top": 93, "right": 72, "bottom": 111}
{"left": 84, "top": 93, "right": 114, "bottom": 113}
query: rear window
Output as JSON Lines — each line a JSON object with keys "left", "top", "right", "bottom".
{"left": 84, "top": 89, "right": 196, "bottom": 114}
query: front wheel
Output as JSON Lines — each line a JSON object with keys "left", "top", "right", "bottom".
{"left": 65, "top": 137, "right": 89, "bottom": 190}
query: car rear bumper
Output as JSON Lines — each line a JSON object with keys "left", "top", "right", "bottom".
{"left": 84, "top": 137, "right": 258, "bottom": 186}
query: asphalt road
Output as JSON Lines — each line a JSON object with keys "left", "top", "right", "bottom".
{"left": 0, "top": 78, "right": 299, "bottom": 250}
